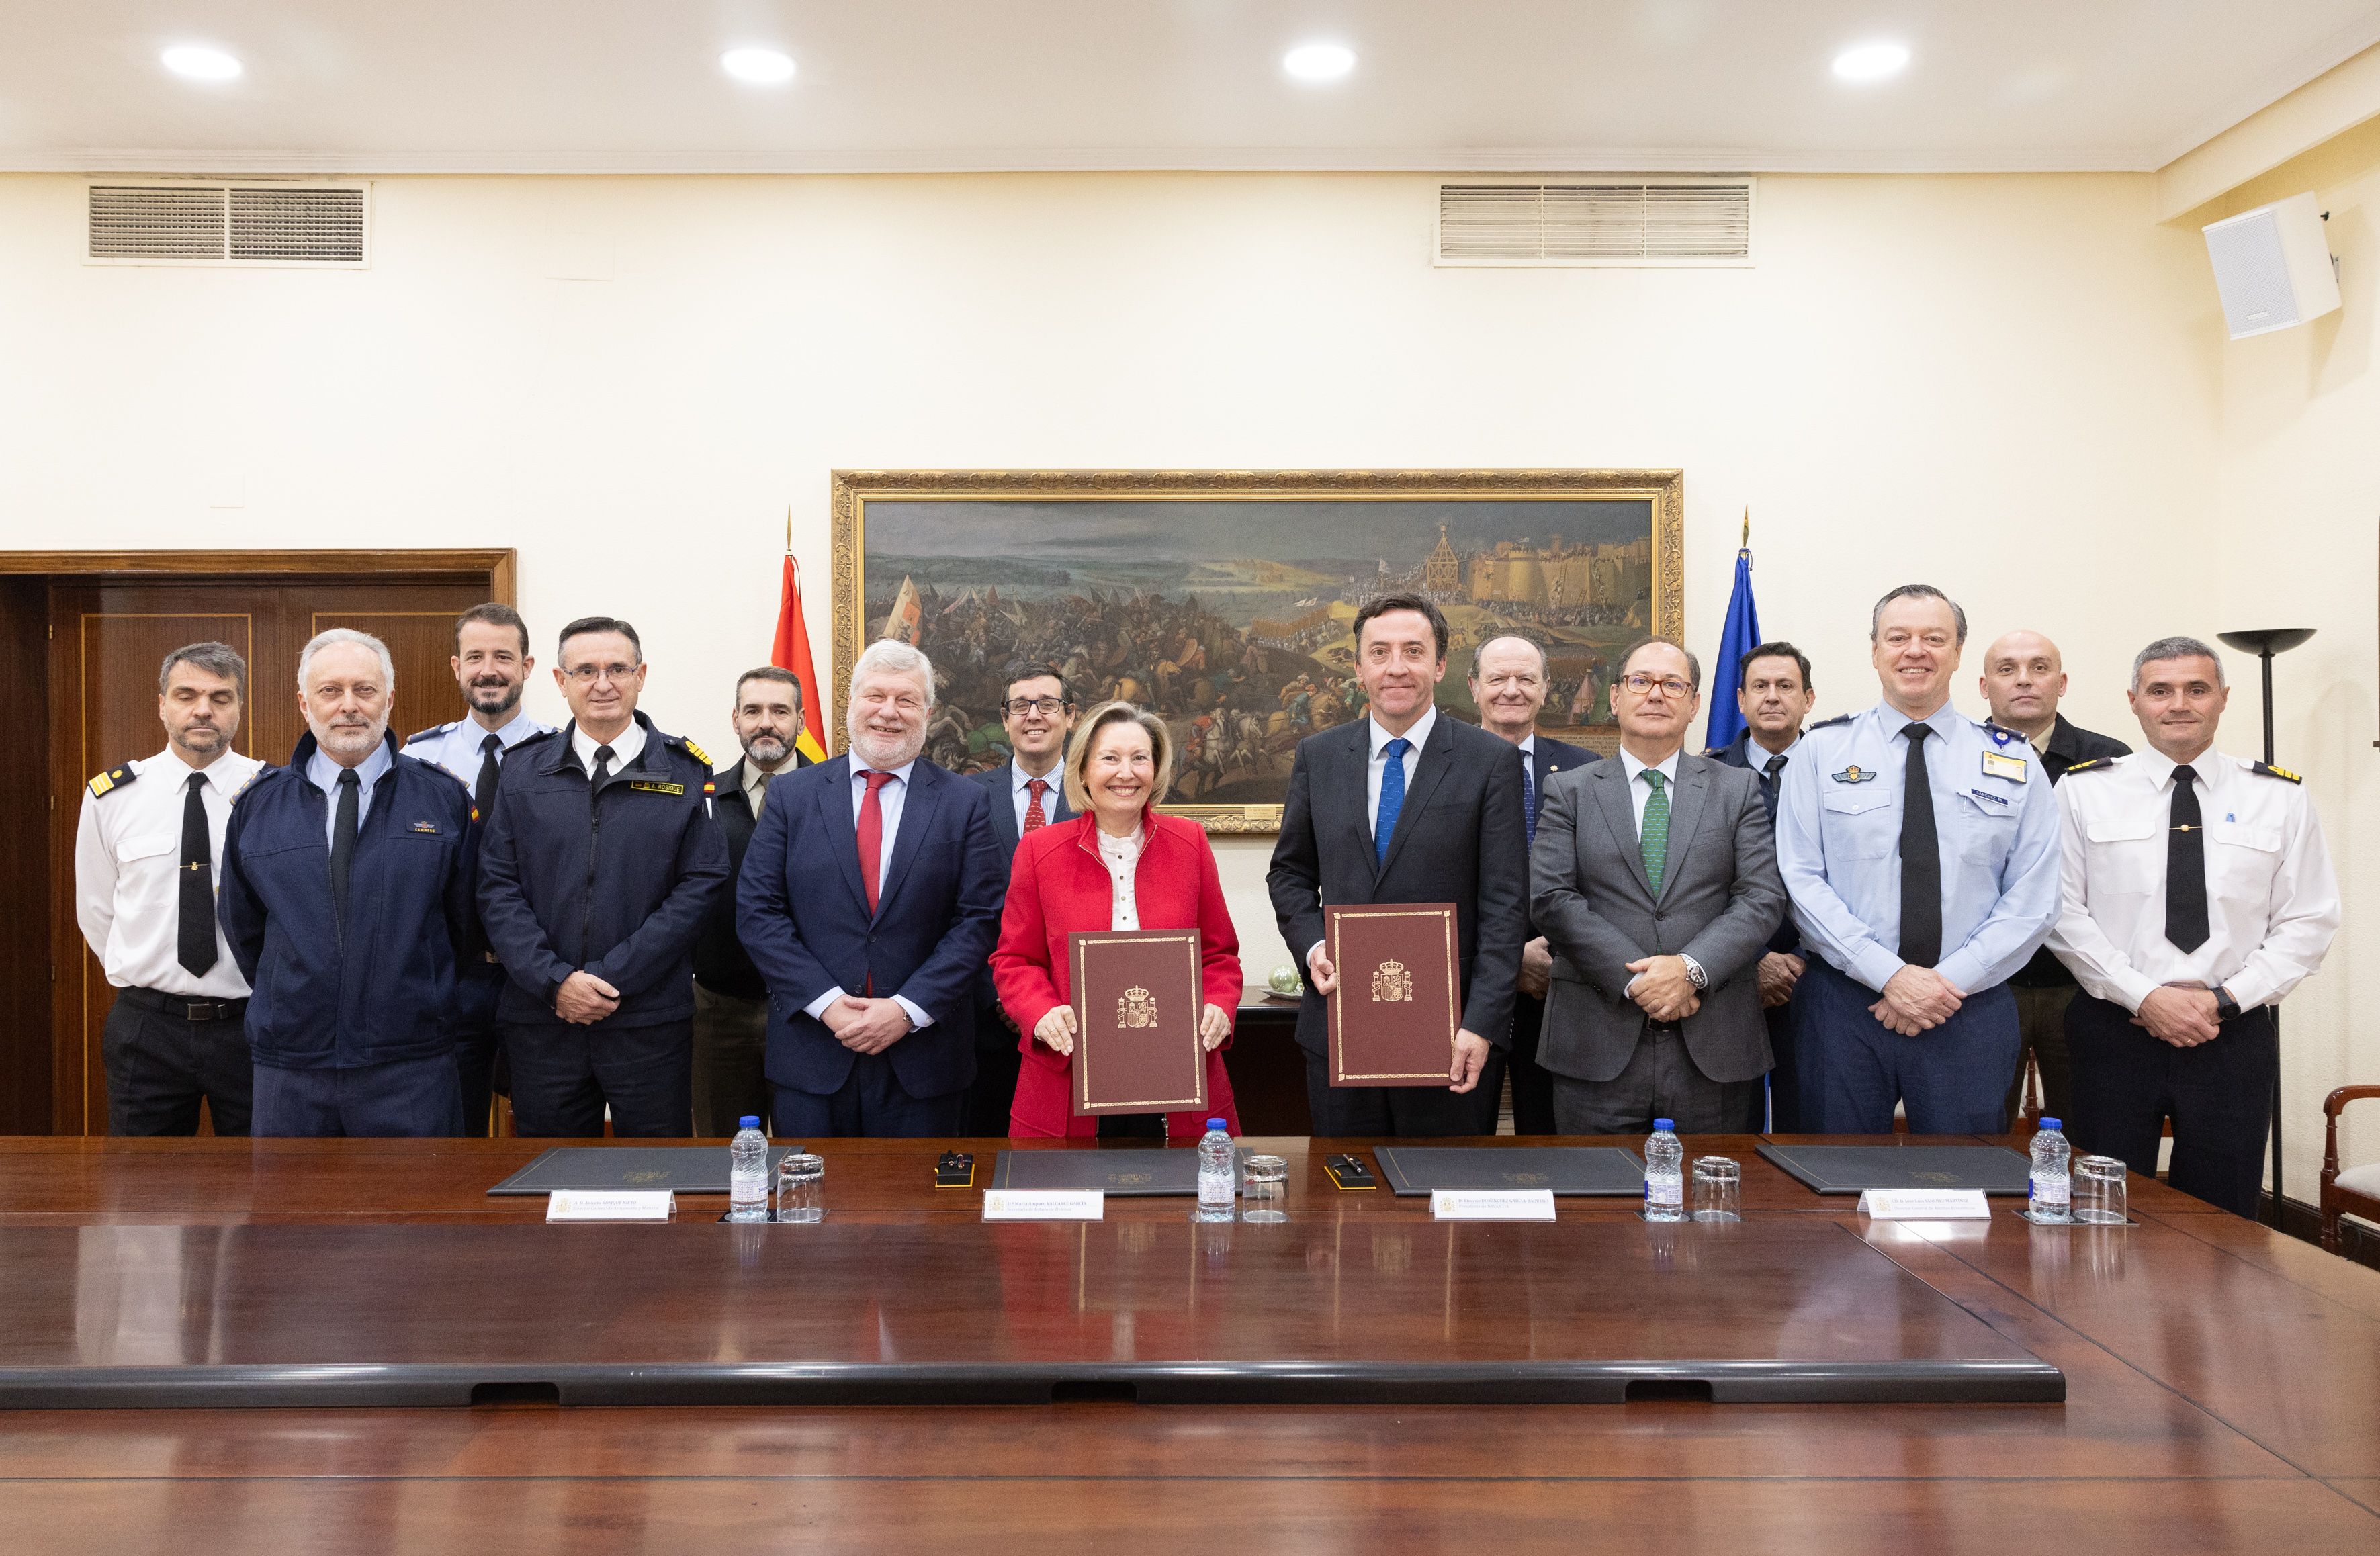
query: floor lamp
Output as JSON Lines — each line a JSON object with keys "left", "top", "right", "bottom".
{"left": 2215, "top": 627, "right": 2316, "bottom": 1230}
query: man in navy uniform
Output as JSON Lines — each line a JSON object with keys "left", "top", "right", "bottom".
{"left": 477, "top": 616, "right": 728, "bottom": 1137}
{"left": 689, "top": 666, "right": 813, "bottom": 1136}
{"left": 218, "top": 629, "right": 476, "bottom": 1137}
{"left": 1705, "top": 639, "right": 1816, "bottom": 1130}
{"left": 1775, "top": 586, "right": 2060, "bottom": 1135}
{"left": 1468, "top": 633, "right": 1595, "bottom": 1135}
{"left": 401, "top": 602, "right": 554, "bottom": 1136}
{"left": 965, "top": 660, "right": 1076, "bottom": 1134}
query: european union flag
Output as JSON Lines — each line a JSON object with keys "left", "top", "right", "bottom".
{"left": 1704, "top": 516, "right": 1761, "bottom": 752}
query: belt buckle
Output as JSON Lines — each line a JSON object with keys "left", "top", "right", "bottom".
{"left": 182, "top": 999, "right": 220, "bottom": 1021}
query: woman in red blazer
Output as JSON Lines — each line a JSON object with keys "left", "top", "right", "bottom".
{"left": 992, "top": 701, "right": 1243, "bottom": 1140}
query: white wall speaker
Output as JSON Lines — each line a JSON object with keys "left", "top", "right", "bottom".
{"left": 2202, "top": 192, "right": 2340, "bottom": 340}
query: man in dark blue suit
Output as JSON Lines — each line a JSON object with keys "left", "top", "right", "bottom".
{"left": 738, "top": 640, "right": 1005, "bottom": 1136}
{"left": 1704, "top": 639, "right": 1816, "bottom": 1130}
{"left": 963, "top": 661, "right": 1076, "bottom": 1134}
{"left": 1468, "top": 634, "right": 1597, "bottom": 1136}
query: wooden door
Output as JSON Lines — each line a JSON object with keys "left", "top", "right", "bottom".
{"left": 48, "top": 576, "right": 493, "bottom": 1134}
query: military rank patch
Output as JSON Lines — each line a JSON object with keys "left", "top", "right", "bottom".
{"left": 630, "top": 780, "right": 686, "bottom": 796}
{"left": 409, "top": 821, "right": 441, "bottom": 834}
{"left": 2252, "top": 761, "right": 2303, "bottom": 784}
{"left": 2061, "top": 758, "right": 2111, "bottom": 775}
{"left": 678, "top": 738, "right": 711, "bottom": 766}
{"left": 1809, "top": 713, "right": 1853, "bottom": 730}
{"left": 1833, "top": 765, "right": 1876, "bottom": 784}
{"left": 87, "top": 765, "right": 136, "bottom": 798}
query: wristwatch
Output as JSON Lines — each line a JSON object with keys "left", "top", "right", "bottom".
{"left": 2213, "top": 986, "right": 2241, "bottom": 1021}
{"left": 1681, "top": 954, "right": 1708, "bottom": 991}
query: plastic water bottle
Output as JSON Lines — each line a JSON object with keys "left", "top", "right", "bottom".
{"left": 1196, "top": 1117, "right": 1236, "bottom": 1220}
{"left": 1644, "top": 1119, "right": 1686, "bottom": 1222}
{"left": 2029, "top": 1117, "right": 2072, "bottom": 1223}
{"left": 728, "top": 1117, "right": 770, "bottom": 1222}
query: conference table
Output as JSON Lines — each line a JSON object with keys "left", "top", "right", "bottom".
{"left": 1, "top": 1133, "right": 2375, "bottom": 1553}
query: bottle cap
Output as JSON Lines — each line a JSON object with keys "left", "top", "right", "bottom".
{"left": 2038, "top": 1117, "right": 2061, "bottom": 1132}
{"left": 1654, "top": 1118, "right": 1675, "bottom": 1132}
{"left": 739, "top": 1116, "right": 760, "bottom": 1129}
{"left": 1208, "top": 1118, "right": 1228, "bottom": 1131}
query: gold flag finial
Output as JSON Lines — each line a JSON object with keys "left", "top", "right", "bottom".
{"left": 1740, "top": 506, "right": 1750, "bottom": 549}
{"left": 785, "top": 505, "right": 793, "bottom": 555}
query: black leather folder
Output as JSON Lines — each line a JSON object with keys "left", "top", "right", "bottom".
{"left": 487, "top": 1145, "right": 799, "bottom": 1197}
{"left": 1756, "top": 1143, "right": 2031, "bottom": 1196}
{"left": 989, "top": 1148, "right": 1247, "bottom": 1197}
{"left": 1372, "top": 1146, "right": 1648, "bottom": 1197}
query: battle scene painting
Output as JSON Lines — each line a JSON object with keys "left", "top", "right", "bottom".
{"left": 830, "top": 471, "right": 1683, "bottom": 831}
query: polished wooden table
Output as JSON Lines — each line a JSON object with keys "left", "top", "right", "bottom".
{"left": 2, "top": 1134, "right": 2376, "bottom": 1553}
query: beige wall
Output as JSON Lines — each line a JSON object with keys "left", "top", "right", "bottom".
{"left": 9, "top": 162, "right": 2359, "bottom": 1175}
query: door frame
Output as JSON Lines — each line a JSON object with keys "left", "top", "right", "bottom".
{"left": 11, "top": 549, "right": 515, "bottom": 1134}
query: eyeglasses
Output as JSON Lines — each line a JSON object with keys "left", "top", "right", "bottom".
{"left": 562, "top": 663, "right": 641, "bottom": 685}
{"left": 1621, "top": 674, "right": 1693, "bottom": 698}
{"left": 1004, "top": 697, "right": 1069, "bottom": 716}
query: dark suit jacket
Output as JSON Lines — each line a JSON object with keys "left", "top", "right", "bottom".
{"left": 2012, "top": 714, "right": 2132, "bottom": 986}
{"left": 1266, "top": 712, "right": 1529, "bottom": 1058}
{"left": 1529, "top": 751, "right": 1788, "bottom": 1085}
{"left": 736, "top": 755, "right": 1005, "bottom": 1099}
{"left": 1524, "top": 733, "right": 1598, "bottom": 939}
{"left": 1706, "top": 729, "right": 1802, "bottom": 957}
{"left": 969, "top": 761, "right": 1075, "bottom": 1036}
{"left": 691, "top": 751, "right": 814, "bottom": 1001}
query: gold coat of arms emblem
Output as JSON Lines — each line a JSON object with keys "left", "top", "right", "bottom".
{"left": 1370, "top": 958, "right": 1413, "bottom": 1003}
{"left": 1116, "top": 985, "right": 1159, "bottom": 1028}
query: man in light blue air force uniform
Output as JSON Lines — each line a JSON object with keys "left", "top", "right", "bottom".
{"left": 1775, "top": 584, "right": 2060, "bottom": 1134}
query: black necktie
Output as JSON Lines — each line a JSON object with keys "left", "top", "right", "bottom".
{"left": 473, "top": 731, "right": 502, "bottom": 818}
{"left": 590, "top": 743, "right": 615, "bottom": 792}
{"left": 1898, "top": 723, "right": 1941, "bottom": 969}
{"left": 2166, "top": 764, "right": 2210, "bottom": 953}
{"left": 330, "top": 768, "right": 361, "bottom": 935}
{"left": 177, "top": 772, "right": 217, "bottom": 976}
{"left": 1763, "top": 751, "right": 1786, "bottom": 791}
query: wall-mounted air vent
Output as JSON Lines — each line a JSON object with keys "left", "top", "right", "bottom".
{"left": 1436, "top": 180, "right": 1753, "bottom": 267}
{"left": 87, "top": 182, "right": 370, "bottom": 267}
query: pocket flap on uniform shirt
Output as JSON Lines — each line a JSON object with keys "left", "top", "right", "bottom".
{"left": 2085, "top": 818, "right": 2157, "bottom": 845}
{"left": 1818, "top": 790, "right": 1893, "bottom": 817}
{"left": 2207, "top": 821, "right": 2281, "bottom": 853}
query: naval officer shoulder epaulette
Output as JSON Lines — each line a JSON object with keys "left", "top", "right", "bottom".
{"left": 664, "top": 733, "right": 711, "bottom": 767}
{"left": 86, "top": 763, "right": 138, "bottom": 798}
{"left": 2252, "top": 760, "right": 2303, "bottom": 784}
{"left": 403, "top": 720, "right": 457, "bottom": 747}
{"left": 1806, "top": 713, "right": 1854, "bottom": 731}
{"left": 2060, "top": 758, "right": 2114, "bottom": 776}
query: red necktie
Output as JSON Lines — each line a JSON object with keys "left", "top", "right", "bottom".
{"left": 1023, "top": 777, "right": 1049, "bottom": 832}
{"left": 857, "top": 770, "right": 894, "bottom": 915}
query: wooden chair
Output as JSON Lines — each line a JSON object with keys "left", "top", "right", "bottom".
{"left": 2319, "top": 1085, "right": 2380, "bottom": 1254}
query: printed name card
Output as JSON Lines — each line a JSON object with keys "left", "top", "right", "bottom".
{"left": 1431, "top": 1189, "right": 1557, "bottom": 1222}
{"left": 1857, "top": 1189, "right": 1992, "bottom": 1220}
{"left": 982, "top": 1190, "right": 1106, "bottom": 1222}
{"left": 546, "top": 1190, "right": 675, "bottom": 1222}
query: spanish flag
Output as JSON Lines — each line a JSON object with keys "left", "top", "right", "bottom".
{"left": 773, "top": 523, "right": 829, "bottom": 762}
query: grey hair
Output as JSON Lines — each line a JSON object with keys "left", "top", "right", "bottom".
{"left": 1869, "top": 584, "right": 1968, "bottom": 645}
{"left": 297, "top": 628, "right": 395, "bottom": 693}
{"left": 1468, "top": 634, "right": 1550, "bottom": 680}
{"left": 851, "top": 639, "right": 936, "bottom": 707}
{"left": 158, "top": 641, "right": 247, "bottom": 702}
{"left": 2133, "top": 636, "right": 2228, "bottom": 689}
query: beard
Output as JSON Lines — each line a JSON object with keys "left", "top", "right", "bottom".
{"left": 173, "top": 721, "right": 228, "bottom": 754}
{"left": 310, "top": 714, "right": 386, "bottom": 762}
{"left": 466, "top": 678, "right": 522, "bottom": 716}
{"left": 850, "top": 724, "right": 924, "bottom": 770}
{"left": 742, "top": 731, "right": 793, "bottom": 768}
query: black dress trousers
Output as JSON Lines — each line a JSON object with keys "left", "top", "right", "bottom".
{"left": 2064, "top": 992, "right": 2276, "bottom": 1219}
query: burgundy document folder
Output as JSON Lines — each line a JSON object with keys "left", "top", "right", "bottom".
{"left": 1325, "top": 903, "right": 1460, "bottom": 1087}
{"left": 1069, "top": 929, "right": 1206, "bottom": 1116}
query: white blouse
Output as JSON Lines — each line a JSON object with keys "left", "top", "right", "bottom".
{"left": 1096, "top": 825, "right": 1145, "bottom": 931}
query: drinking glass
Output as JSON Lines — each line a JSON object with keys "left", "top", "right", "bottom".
{"left": 1241, "top": 1155, "right": 1288, "bottom": 1222}
{"left": 1691, "top": 1156, "right": 1741, "bottom": 1222}
{"left": 774, "top": 1153, "right": 825, "bottom": 1223}
{"left": 2072, "top": 1154, "right": 2129, "bottom": 1225}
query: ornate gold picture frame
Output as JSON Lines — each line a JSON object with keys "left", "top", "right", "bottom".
{"left": 830, "top": 469, "right": 1685, "bottom": 834}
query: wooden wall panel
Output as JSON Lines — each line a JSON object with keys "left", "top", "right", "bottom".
{"left": 0, "top": 581, "right": 50, "bottom": 1134}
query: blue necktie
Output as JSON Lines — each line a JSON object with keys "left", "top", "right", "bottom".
{"left": 1375, "top": 737, "right": 1411, "bottom": 867}
{"left": 1522, "top": 760, "right": 1538, "bottom": 846}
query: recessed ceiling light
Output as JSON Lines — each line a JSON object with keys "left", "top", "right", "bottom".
{"left": 1283, "top": 43, "right": 1356, "bottom": 83}
{"left": 161, "top": 45, "right": 243, "bottom": 82}
{"left": 1832, "top": 42, "right": 1910, "bottom": 83}
{"left": 721, "top": 47, "right": 796, "bottom": 85}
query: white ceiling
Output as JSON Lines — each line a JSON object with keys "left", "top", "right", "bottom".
{"left": 4, "top": 1, "right": 2379, "bottom": 176}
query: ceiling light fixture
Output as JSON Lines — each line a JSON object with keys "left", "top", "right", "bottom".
{"left": 721, "top": 47, "right": 797, "bottom": 85}
{"left": 1283, "top": 43, "right": 1356, "bottom": 83}
{"left": 161, "top": 45, "right": 243, "bottom": 82}
{"left": 1831, "top": 42, "right": 1910, "bottom": 83}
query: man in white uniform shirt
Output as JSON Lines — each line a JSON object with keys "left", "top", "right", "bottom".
{"left": 75, "top": 642, "right": 266, "bottom": 1134}
{"left": 2050, "top": 635, "right": 2338, "bottom": 1219}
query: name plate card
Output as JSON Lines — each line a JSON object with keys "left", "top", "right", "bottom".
{"left": 546, "top": 1190, "right": 675, "bottom": 1222}
{"left": 983, "top": 1190, "right": 1106, "bottom": 1222}
{"left": 1858, "top": 1189, "right": 1992, "bottom": 1220}
{"left": 1431, "top": 1189, "right": 1557, "bottom": 1222}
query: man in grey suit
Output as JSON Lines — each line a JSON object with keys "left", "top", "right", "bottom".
{"left": 1268, "top": 593, "right": 1529, "bottom": 1137}
{"left": 1530, "top": 637, "right": 1789, "bottom": 1134}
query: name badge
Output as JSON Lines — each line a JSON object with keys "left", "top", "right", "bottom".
{"left": 629, "top": 780, "right": 686, "bottom": 796}
{"left": 1967, "top": 787, "right": 2009, "bottom": 807}
{"left": 1982, "top": 751, "right": 2027, "bottom": 781}
{"left": 408, "top": 821, "right": 442, "bottom": 834}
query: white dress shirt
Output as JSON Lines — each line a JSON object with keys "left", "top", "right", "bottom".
{"left": 1097, "top": 825, "right": 1145, "bottom": 931}
{"left": 571, "top": 719, "right": 646, "bottom": 774}
{"left": 1010, "top": 758, "right": 1063, "bottom": 834}
{"left": 2048, "top": 747, "right": 2338, "bottom": 1012}
{"left": 1365, "top": 703, "right": 1436, "bottom": 844}
{"left": 304, "top": 739, "right": 392, "bottom": 852}
{"left": 1617, "top": 745, "right": 1683, "bottom": 838}
{"left": 803, "top": 757, "right": 933, "bottom": 1031}
{"left": 75, "top": 747, "right": 265, "bottom": 997}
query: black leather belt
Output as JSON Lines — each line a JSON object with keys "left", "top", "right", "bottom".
{"left": 118, "top": 987, "right": 247, "bottom": 1022}
{"left": 1644, "top": 1020, "right": 1683, "bottom": 1040}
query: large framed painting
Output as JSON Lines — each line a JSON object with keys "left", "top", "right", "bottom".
{"left": 830, "top": 469, "right": 1684, "bottom": 833}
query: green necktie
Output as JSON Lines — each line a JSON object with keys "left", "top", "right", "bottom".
{"left": 1640, "top": 768, "right": 1670, "bottom": 893}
